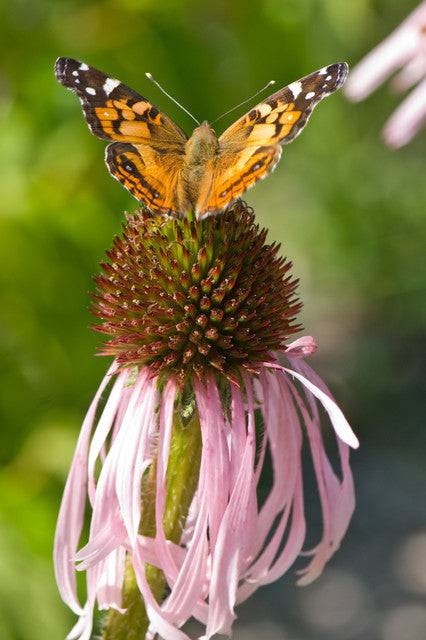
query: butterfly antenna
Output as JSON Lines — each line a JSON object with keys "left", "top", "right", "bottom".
{"left": 145, "top": 72, "right": 200, "bottom": 125}
{"left": 211, "top": 79, "right": 276, "bottom": 124}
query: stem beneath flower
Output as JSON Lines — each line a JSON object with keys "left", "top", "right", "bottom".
{"left": 103, "top": 402, "right": 202, "bottom": 640}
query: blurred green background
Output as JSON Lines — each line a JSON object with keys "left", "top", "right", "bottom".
{"left": 0, "top": 1, "right": 425, "bottom": 639}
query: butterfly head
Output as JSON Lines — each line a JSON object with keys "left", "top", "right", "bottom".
{"left": 193, "top": 120, "right": 217, "bottom": 136}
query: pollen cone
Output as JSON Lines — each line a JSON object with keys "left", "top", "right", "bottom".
{"left": 92, "top": 200, "right": 302, "bottom": 384}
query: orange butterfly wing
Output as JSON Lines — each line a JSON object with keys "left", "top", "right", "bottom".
{"left": 196, "top": 145, "right": 281, "bottom": 215}
{"left": 55, "top": 57, "right": 187, "bottom": 213}
{"left": 196, "top": 62, "right": 348, "bottom": 216}
{"left": 105, "top": 143, "right": 184, "bottom": 215}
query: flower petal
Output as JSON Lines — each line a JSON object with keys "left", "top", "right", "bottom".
{"left": 54, "top": 361, "right": 117, "bottom": 615}
{"left": 265, "top": 361, "right": 359, "bottom": 448}
{"left": 383, "top": 77, "right": 426, "bottom": 148}
{"left": 284, "top": 335, "right": 318, "bottom": 358}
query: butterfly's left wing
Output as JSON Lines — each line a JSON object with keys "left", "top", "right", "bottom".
{"left": 55, "top": 57, "right": 187, "bottom": 147}
{"left": 196, "top": 62, "right": 348, "bottom": 216}
{"left": 55, "top": 57, "right": 188, "bottom": 213}
{"left": 105, "top": 142, "right": 184, "bottom": 214}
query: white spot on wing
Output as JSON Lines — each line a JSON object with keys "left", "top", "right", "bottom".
{"left": 288, "top": 81, "right": 302, "bottom": 99}
{"left": 86, "top": 87, "right": 96, "bottom": 95}
{"left": 306, "top": 91, "right": 316, "bottom": 99}
{"left": 103, "top": 77, "right": 120, "bottom": 95}
{"left": 326, "top": 75, "right": 332, "bottom": 81}
{"left": 72, "top": 70, "right": 79, "bottom": 77}
{"left": 258, "top": 103, "right": 272, "bottom": 117}
{"left": 319, "top": 67, "right": 327, "bottom": 75}
{"left": 79, "top": 63, "right": 89, "bottom": 71}
{"left": 75, "top": 79, "right": 80, "bottom": 84}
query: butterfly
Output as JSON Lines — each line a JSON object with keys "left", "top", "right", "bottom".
{"left": 55, "top": 57, "right": 348, "bottom": 219}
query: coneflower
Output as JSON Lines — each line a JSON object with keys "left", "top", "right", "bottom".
{"left": 54, "top": 200, "right": 358, "bottom": 640}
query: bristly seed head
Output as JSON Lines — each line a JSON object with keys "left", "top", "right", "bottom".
{"left": 92, "top": 200, "right": 302, "bottom": 385}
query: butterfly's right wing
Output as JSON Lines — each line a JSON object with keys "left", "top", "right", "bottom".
{"left": 196, "top": 63, "right": 348, "bottom": 216}
{"left": 55, "top": 57, "right": 187, "bottom": 212}
{"left": 219, "top": 62, "right": 348, "bottom": 150}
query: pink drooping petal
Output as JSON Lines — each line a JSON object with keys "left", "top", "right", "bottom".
{"left": 194, "top": 378, "right": 231, "bottom": 550}
{"left": 295, "top": 359, "right": 357, "bottom": 523}
{"left": 161, "top": 457, "right": 209, "bottom": 624}
{"left": 284, "top": 335, "right": 318, "bottom": 358}
{"left": 229, "top": 382, "right": 247, "bottom": 484}
{"left": 75, "top": 516, "right": 126, "bottom": 570}
{"left": 136, "top": 535, "right": 187, "bottom": 575}
{"left": 266, "top": 360, "right": 359, "bottom": 449}
{"left": 87, "top": 378, "right": 145, "bottom": 553}
{"left": 295, "top": 362, "right": 356, "bottom": 564}
{"left": 204, "top": 377, "right": 256, "bottom": 638}
{"left": 383, "top": 76, "right": 426, "bottom": 147}
{"left": 54, "top": 361, "right": 117, "bottom": 615}
{"left": 132, "top": 541, "right": 192, "bottom": 640}
{"left": 115, "top": 373, "right": 156, "bottom": 545}
{"left": 236, "top": 374, "right": 303, "bottom": 608}
{"left": 287, "top": 378, "right": 334, "bottom": 585}
{"left": 87, "top": 369, "right": 128, "bottom": 505}
{"left": 260, "top": 469, "right": 306, "bottom": 585}
{"left": 154, "top": 380, "right": 180, "bottom": 581}
{"left": 246, "top": 371, "right": 301, "bottom": 573}
{"left": 96, "top": 546, "right": 126, "bottom": 613}
{"left": 283, "top": 360, "right": 356, "bottom": 585}
{"left": 65, "top": 603, "right": 91, "bottom": 640}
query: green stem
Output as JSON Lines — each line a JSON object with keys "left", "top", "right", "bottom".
{"left": 102, "top": 404, "right": 202, "bottom": 640}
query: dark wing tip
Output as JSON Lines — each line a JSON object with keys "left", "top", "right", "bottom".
{"left": 54, "top": 57, "right": 66, "bottom": 83}
{"left": 328, "top": 61, "right": 349, "bottom": 89}
{"left": 54, "top": 57, "right": 87, "bottom": 86}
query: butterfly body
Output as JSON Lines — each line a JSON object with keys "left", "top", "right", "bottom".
{"left": 181, "top": 121, "right": 219, "bottom": 211}
{"left": 55, "top": 57, "right": 348, "bottom": 218}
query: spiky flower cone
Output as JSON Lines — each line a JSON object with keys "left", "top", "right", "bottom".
{"left": 92, "top": 200, "right": 302, "bottom": 383}
{"left": 54, "top": 200, "right": 359, "bottom": 640}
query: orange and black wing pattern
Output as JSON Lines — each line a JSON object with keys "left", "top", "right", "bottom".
{"left": 55, "top": 57, "right": 187, "bottom": 213}
{"left": 196, "top": 62, "right": 348, "bottom": 216}
{"left": 105, "top": 142, "right": 184, "bottom": 215}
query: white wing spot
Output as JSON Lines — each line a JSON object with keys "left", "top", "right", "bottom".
{"left": 258, "top": 103, "right": 272, "bottom": 117}
{"left": 319, "top": 67, "right": 327, "bottom": 75}
{"left": 288, "top": 81, "right": 302, "bottom": 99}
{"left": 72, "top": 70, "right": 79, "bottom": 77}
{"left": 306, "top": 91, "right": 316, "bottom": 99}
{"left": 75, "top": 79, "right": 80, "bottom": 84}
{"left": 103, "top": 77, "right": 121, "bottom": 95}
{"left": 86, "top": 87, "right": 96, "bottom": 95}
{"left": 79, "top": 63, "right": 89, "bottom": 71}
{"left": 326, "top": 75, "right": 332, "bottom": 81}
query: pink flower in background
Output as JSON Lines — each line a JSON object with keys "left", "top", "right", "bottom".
{"left": 345, "top": 1, "right": 426, "bottom": 148}
{"left": 54, "top": 338, "right": 358, "bottom": 640}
